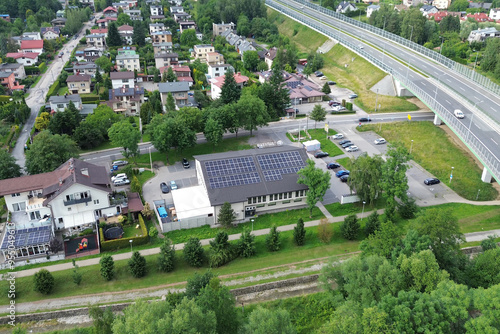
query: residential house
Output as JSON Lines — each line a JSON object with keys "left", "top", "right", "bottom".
{"left": 150, "top": 5, "right": 163, "bottom": 16}
{"left": 265, "top": 47, "right": 278, "bottom": 69}
{"left": 462, "top": 13, "right": 494, "bottom": 22}
{"left": 151, "top": 30, "right": 172, "bottom": 43}
{"left": 86, "top": 33, "right": 106, "bottom": 48}
{"left": 73, "top": 62, "right": 98, "bottom": 77}
{"left": 80, "top": 0, "right": 95, "bottom": 8}
{"left": 0, "top": 63, "right": 27, "bottom": 80}
{"left": 20, "top": 40, "right": 44, "bottom": 54}
{"left": 190, "top": 146, "right": 309, "bottom": 224}
{"left": 206, "top": 52, "right": 225, "bottom": 66}
{"left": 427, "top": 11, "right": 462, "bottom": 22}
{"left": 285, "top": 75, "right": 325, "bottom": 103}
{"left": 41, "top": 27, "right": 60, "bottom": 40}
{"left": 5, "top": 52, "right": 39, "bottom": 67}
{"left": 206, "top": 64, "right": 234, "bottom": 81}
{"left": 433, "top": 0, "right": 451, "bottom": 9}
{"left": 122, "top": 0, "right": 138, "bottom": 7}
{"left": 179, "top": 21, "right": 196, "bottom": 33}
{"left": 149, "top": 23, "right": 165, "bottom": 34}
{"left": 56, "top": 10, "right": 65, "bottom": 18}
{"left": 212, "top": 22, "right": 236, "bottom": 36}
{"left": 196, "top": 31, "right": 203, "bottom": 40}
{"left": 170, "top": 6, "right": 184, "bottom": 13}
{"left": 0, "top": 72, "right": 17, "bottom": 91}
{"left": 174, "top": 12, "right": 192, "bottom": 23}
{"left": 97, "top": 17, "right": 117, "bottom": 28}
{"left": 420, "top": 5, "right": 438, "bottom": 16}
{"left": 403, "top": 0, "right": 423, "bottom": 6}
{"left": 469, "top": 2, "right": 492, "bottom": 10}
{"left": 116, "top": 53, "right": 140, "bottom": 71}
{"left": 84, "top": 47, "right": 103, "bottom": 62}
{"left": 48, "top": 94, "right": 83, "bottom": 112}
{"left": 258, "top": 70, "right": 292, "bottom": 84}
{"left": 0, "top": 14, "right": 11, "bottom": 22}
{"left": 394, "top": 4, "right": 409, "bottom": 11}
{"left": 107, "top": 86, "right": 144, "bottom": 115}
{"left": 146, "top": 0, "right": 161, "bottom": 3}
{"left": 112, "top": 2, "right": 129, "bottom": 11}
{"left": 22, "top": 32, "right": 42, "bottom": 40}
{"left": 0, "top": 158, "right": 116, "bottom": 260}
{"left": 118, "top": 25, "right": 134, "bottom": 45}
{"left": 367, "top": 5, "right": 380, "bottom": 17}
{"left": 210, "top": 72, "right": 248, "bottom": 100}
{"left": 124, "top": 9, "right": 142, "bottom": 20}
{"left": 67, "top": 74, "right": 92, "bottom": 94}
{"left": 153, "top": 42, "right": 173, "bottom": 53}
{"left": 90, "top": 28, "right": 108, "bottom": 37}
{"left": 467, "top": 27, "right": 500, "bottom": 42}
{"left": 193, "top": 44, "right": 214, "bottom": 62}
{"left": 110, "top": 71, "right": 135, "bottom": 89}
{"left": 117, "top": 46, "right": 137, "bottom": 54}
{"left": 490, "top": 8, "right": 500, "bottom": 20}
{"left": 237, "top": 40, "right": 256, "bottom": 55}
{"left": 159, "top": 65, "right": 193, "bottom": 86}
{"left": 168, "top": 0, "right": 182, "bottom": 5}
{"left": 51, "top": 18, "right": 67, "bottom": 28}
{"left": 158, "top": 82, "right": 190, "bottom": 107}
{"left": 103, "top": 6, "right": 118, "bottom": 17}
{"left": 155, "top": 52, "right": 179, "bottom": 68}
{"left": 151, "top": 14, "right": 165, "bottom": 21}
{"left": 336, "top": 1, "right": 357, "bottom": 13}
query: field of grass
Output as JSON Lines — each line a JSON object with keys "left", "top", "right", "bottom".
{"left": 308, "top": 129, "right": 344, "bottom": 157}
{"left": 122, "top": 225, "right": 144, "bottom": 238}
{"left": 57, "top": 86, "right": 68, "bottom": 96}
{"left": 267, "top": 8, "right": 418, "bottom": 113}
{"left": 359, "top": 121, "right": 498, "bottom": 200}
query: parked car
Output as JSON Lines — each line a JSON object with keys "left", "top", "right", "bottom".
{"left": 328, "top": 100, "right": 340, "bottom": 107}
{"left": 327, "top": 162, "right": 341, "bottom": 169}
{"left": 336, "top": 170, "right": 350, "bottom": 178}
{"left": 170, "top": 180, "right": 178, "bottom": 190}
{"left": 358, "top": 44, "right": 364, "bottom": 49}
{"left": 454, "top": 109, "right": 465, "bottom": 119}
{"left": 358, "top": 117, "right": 371, "bottom": 122}
{"left": 160, "top": 182, "right": 170, "bottom": 193}
{"left": 314, "top": 71, "right": 324, "bottom": 77}
{"left": 112, "top": 160, "right": 128, "bottom": 167}
{"left": 349, "top": 94, "right": 358, "bottom": 99}
{"left": 113, "top": 178, "right": 130, "bottom": 186}
{"left": 340, "top": 175, "right": 349, "bottom": 182}
{"left": 346, "top": 145, "right": 359, "bottom": 152}
{"left": 342, "top": 142, "right": 355, "bottom": 149}
{"left": 424, "top": 178, "right": 440, "bottom": 185}
{"left": 328, "top": 81, "right": 336, "bottom": 85}
{"left": 332, "top": 134, "right": 344, "bottom": 140}
{"left": 339, "top": 139, "right": 351, "bottom": 145}
{"left": 182, "top": 158, "right": 190, "bottom": 168}
{"left": 111, "top": 173, "right": 127, "bottom": 182}
{"left": 374, "top": 138, "right": 387, "bottom": 145}
{"left": 314, "top": 151, "right": 329, "bottom": 158}
{"left": 320, "top": 76, "right": 327, "bottom": 80}
{"left": 332, "top": 106, "right": 347, "bottom": 112}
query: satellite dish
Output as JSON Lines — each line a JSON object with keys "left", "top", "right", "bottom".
{"left": 277, "top": 140, "right": 283, "bottom": 146}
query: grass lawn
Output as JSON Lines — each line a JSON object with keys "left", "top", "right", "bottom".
{"left": 323, "top": 197, "right": 387, "bottom": 217}
{"left": 136, "top": 170, "right": 154, "bottom": 186}
{"left": 308, "top": 128, "right": 344, "bottom": 157}
{"left": 79, "top": 140, "right": 121, "bottom": 154}
{"left": 57, "top": 86, "right": 68, "bottom": 96}
{"left": 122, "top": 225, "right": 144, "bottom": 238}
{"left": 165, "top": 206, "right": 325, "bottom": 244}
{"left": 135, "top": 136, "right": 253, "bottom": 166}
{"left": 32, "top": 75, "right": 42, "bottom": 88}
{"left": 359, "top": 121, "right": 498, "bottom": 200}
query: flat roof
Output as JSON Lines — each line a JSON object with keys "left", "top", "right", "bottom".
{"left": 172, "top": 185, "right": 213, "bottom": 220}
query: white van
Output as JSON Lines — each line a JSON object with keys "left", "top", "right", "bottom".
{"left": 111, "top": 173, "right": 127, "bottom": 182}
{"left": 454, "top": 109, "right": 464, "bottom": 119}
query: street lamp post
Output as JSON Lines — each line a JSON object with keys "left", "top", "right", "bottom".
{"left": 476, "top": 189, "right": 481, "bottom": 200}
{"left": 362, "top": 201, "right": 366, "bottom": 220}
{"left": 450, "top": 167, "right": 454, "bottom": 185}
{"left": 251, "top": 219, "right": 254, "bottom": 232}
{"left": 149, "top": 146, "right": 153, "bottom": 171}
{"left": 374, "top": 89, "right": 379, "bottom": 112}
{"left": 406, "top": 25, "right": 414, "bottom": 80}
{"left": 468, "top": 100, "right": 482, "bottom": 141}
{"left": 439, "top": 36, "right": 445, "bottom": 55}
{"left": 410, "top": 140, "right": 414, "bottom": 154}
{"left": 473, "top": 50, "right": 479, "bottom": 72}
{"left": 129, "top": 239, "right": 133, "bottom": 252}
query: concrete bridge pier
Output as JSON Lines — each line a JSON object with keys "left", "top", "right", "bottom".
{"left": 481, "top": 167, "right": 492, "bottom": 183}
{"left": 433, "top": 114, "right": 442, "bottom": 126}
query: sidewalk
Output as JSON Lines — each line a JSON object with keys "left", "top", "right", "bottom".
{"left": 9, "top": 203, "right": 500, "bottom": 279}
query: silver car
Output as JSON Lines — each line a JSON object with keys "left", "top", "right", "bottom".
{"left": 332, "top": 134, "right": 344, "bottom": 140}
{"left": 346, "top": 146, "right": 359, "bottom": 152}
{"left": 374, "top": 138, "right": 387, "bottom": 145}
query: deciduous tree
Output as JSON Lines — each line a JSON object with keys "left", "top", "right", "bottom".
{"left": 297, "top": 159, "right": 331, "bottom": 217}
{"left": 241, "top": 307, "right": 296, "bottom": 334}
{"left": 0, "top": 150, "right": 21, "bottom": 180}
{"left": 236, "top": 93, "right": 269, "bottom": 136}
{"left": 107, "top": 120, "right": 140, "bottom": 159}
{"left": 349, "top": 153, "right": 384, "bottom": 205}
{"left": 33, "top": 269, "right": 55, "bottom": 295}
{"left": 204, "top": 117, "right": 224, "bottom": 151}
{"left": 309, "top": 104, "right": 326, "bottom": 129}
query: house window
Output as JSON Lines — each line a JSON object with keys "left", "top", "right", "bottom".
{"left": 29, "top": 211, "right": 41, "bottom": 220}
{"left": 12, "top": 202, "right": 26, "bottom": 211}
{"left": 68, "top": 207, "right": 72, "bottom": 211}
{"left": 11, "top": 193, "right": 20, "bottom": 197}
{"left": 283, "top": 192, "right": 288, "bottom": 199}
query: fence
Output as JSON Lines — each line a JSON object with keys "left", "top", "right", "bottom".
{"left": 267, "top": 0, "right": 500, "bottom": 182}
{"left": 271, "top": 0, "right": 500, "bottom": 97}
{"left": 161, "top": 216, "right": 214, "bottom": 233}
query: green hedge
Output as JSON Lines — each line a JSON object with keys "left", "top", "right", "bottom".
{"left": 81, "top": 94, "right": 100, "bottom": 104}
{"left": 45, "top": 80, "right": 60, "bottom": 102}
{"left": 38, "top": 62, "right": 47, "bottom": 73}
{"left": 0, "top": 95, "right": 11, "bottom": 102}
{"left": 25, "top": 66, "right": 40, "bottom": 75}
{"left": 99, "top": 214, "right": 148, "bottom": 252}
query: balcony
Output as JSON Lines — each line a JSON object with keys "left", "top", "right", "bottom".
{"left": 63, "top": 196, "right": 92, "bottom": 206}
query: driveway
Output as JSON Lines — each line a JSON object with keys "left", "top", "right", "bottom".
{"left": 138, "top": 81, "right": 159, "bottom": 92}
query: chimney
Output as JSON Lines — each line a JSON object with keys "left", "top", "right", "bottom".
{"left": 59, "top": 178, "right": 63, "bottom": 186}
{"left": 122, "top": 85, "right": 126, "bottom": 93}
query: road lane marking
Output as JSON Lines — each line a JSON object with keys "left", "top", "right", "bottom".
{"left": 459, "top": 87, "right": 465, "bottom": 91}
{"left": 491, "top": 107, "right": 496, "bottom": 112}
{"left": 421, "top": 82, "right": 427, "bottom": 86}
{"left": 445, "top": 100, "right": 451, "bottom": 104}
{"left": 492, "top": 139, "right": 499, "bottom": 145}
{"left": 446, "top": 79, "right": 451, "bottom": 83}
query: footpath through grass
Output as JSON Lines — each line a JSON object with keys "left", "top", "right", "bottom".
{"left": 359, "top": 121, "right": 498, "bottom": 201}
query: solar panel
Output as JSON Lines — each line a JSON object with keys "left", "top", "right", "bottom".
{"left": 257, "top": 151, "right": 305, "bottom": 171}
{"left": 205, "top": 156, "right": 257, "bottom": 177}
{"left": 208, "top": 172, "right": 261, "bottom": 189}
{"left": 0, "top": 226, "right": 52, "bottom": 250}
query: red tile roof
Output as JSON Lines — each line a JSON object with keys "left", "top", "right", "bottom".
{"left": 91, "top": 28, "right": 108, "bottom": 34}
{"left": 211, "top": 73, "right": 249, "bottom": 88}
{"left": 6, "top": 52, "right": 39, "bottom": 59}
{"left": 177, "top": 76, "right": 193, "bottom": 82}
{"left": 118, "top": 25, "right": 134, "bottom": 31}
{"left": 103, "top": 6, "right": 118, "bottom": 12}
{"left": 20, "top": 40, "right": 43, "bottom": 50}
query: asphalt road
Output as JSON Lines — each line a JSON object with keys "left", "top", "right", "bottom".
{"left": 12, "top": 17, "right": 98, "bottom": 171}
{"left": 270, "top": 0, "right": 500, "bottom": 181}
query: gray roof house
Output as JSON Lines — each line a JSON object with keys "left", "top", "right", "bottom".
{"left": 158, "top": 82, "right": 190, "bottom": 107}
{"left": 336, "top": 1, "right": 357, "bottom": 13}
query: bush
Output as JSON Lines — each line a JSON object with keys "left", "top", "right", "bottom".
{"left": 209, "top": 231, "right": 235, "bottom": 267}
{"left": 186, "top": 270, "right": 214, "bottom": 299}
{"left": 38, "top": 62, "right": 47, "bottom": 73}
{"left": 72, "top": 260, "right": 82, "bottom": 286}
{"left": 33, "top": 269, "right": 55, "bottom": 294}
{"left": 158, "top": 239, "right": 176, "bottom": 272}
{"left": 294, "top": 218, "right": 306, "bottom": 246}
{"left": 128, "top": 251, "right": 147, "bottom": 278}
{"left": 318, "top": 218, "right": 333, "bottom": 243}
{"left": 149, "top": 226, "right": 158, "bottom": 238}
{"left": 46, "top": 80, "right": 60, "bottom": 101}
{"left": 266, "top": 225, "right": 281, "bottom": 252}
{"left": 79, "top": 228, "right": 94, "bottom": 236}
{"left": 398, "top": 198, "right": 419, "bottom": 219}
{"left": 25, "top": 66, "right": 41, "bottom": 75}
{"left": 340, "top": 214, "right": 360, "bottom": 240}
{"left": 238, "top": 228, "right": 256, "bottom": 258}
{"left": 481, "top": 235, "right": 498, "bottom": 252}
{"left": 184, "top": 237, "right": 204, "bottom": 267}
{"left": 364, "top": 211, "right": 380, "bottom": 236}
{"left": 100, "top": 254, "right": 115, "bottom": 281}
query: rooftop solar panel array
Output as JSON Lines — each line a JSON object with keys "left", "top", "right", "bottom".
{"left": 208, "top": 172, "right": 261, "bottom": 189}
{"left": 262, "top": 166, "right": 304, "bottom": 182}
{"left": 0, "top": 225, "right": 51, "bottom": 250}
{"left": 257, "top": 151, "right": 305, "bottom": 170}
{"left": 205, "top": 157, "right": 256, "bottom": 177}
